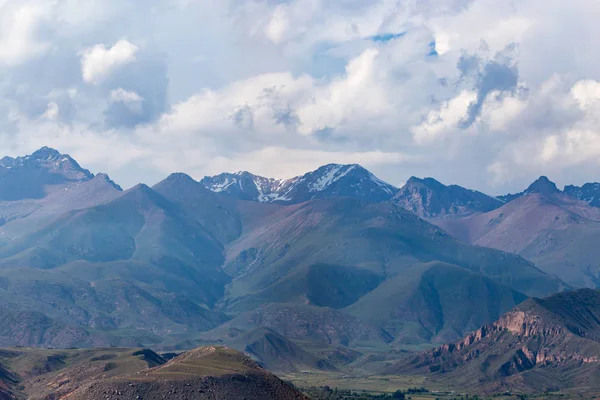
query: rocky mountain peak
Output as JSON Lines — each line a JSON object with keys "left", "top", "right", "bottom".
{"left": 404, "top": 176, "right": 446, "bottom": 190}
{"left": 164, "top": 172, "right": 197, "bottom": 184}
{"left": 93, "top": 173, "right": 123, "bottom": 191}
{"left": 526, "top": 176, "right": 560, "bottom": 196}
{"left": 201, "top": 163, "right": 397, "bottom": 204}
{"left": 30, "top": 146, "right": 61, "bottom": 160}
{"left": 0, "top": 147, "right": 93, "bottom": 181}
{"left": 498, "top": 176, "right": 562, "bottom": 204}
{"left": 394, "top": 177, "right": 502, "bottom": 218}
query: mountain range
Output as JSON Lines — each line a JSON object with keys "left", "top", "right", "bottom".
{"left": 200, "top": 164, "right": 398, "bottom": 204}
{"left": 1, "top": 147, "right": 600, "bottom": 394}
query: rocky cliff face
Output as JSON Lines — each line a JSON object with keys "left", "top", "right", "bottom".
{"left": 388, "top": 289, "right": 600, "bottom": 394}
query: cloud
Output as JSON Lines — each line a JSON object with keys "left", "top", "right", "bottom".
{"left": 81, "top": 39, "right": 139, "bottom": 85}
{"left": 413, "top": 90, "right": 477, "bottom": 144}
{"left": 110, "top": 88, "right": 144, "bottom": 105}
{"left": 0, "top": 2, "right": 52, "bottom": 66}
{"left": 459, "top": 48, "right": 520, "bottom": 128}
{"left": 0, "top": 0, "right": 598, "bottom": 194}
{"left": 41, "top": 101, "right": 60, "bottom": 120}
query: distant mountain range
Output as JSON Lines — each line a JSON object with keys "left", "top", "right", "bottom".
{"left": 2, "top": 147, "right": 600, "bottom": 394}
{"left": 201, "top": 164, "right": 398, "bottom": 204}
{"left": 202, "top": 164, "right": 600, "bottom": 288}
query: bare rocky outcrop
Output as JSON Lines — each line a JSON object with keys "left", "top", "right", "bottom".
{"left": 387, "top": 289, "right": 600, "bottom": 394}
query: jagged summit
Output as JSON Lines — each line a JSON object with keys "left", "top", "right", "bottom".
{"left": 564, "top": 182, "right": 600, "bottom": 207}
{"left": 394, "top": 176, "right": 502, "bottom": 218}
{"left": 201, "top": 163, "right": 397, "bottom": 204}
{"left": 0, "top": 147, "right": 93, "bottom": 181}
{"left": 93, "top": 173, "right": 123, "bottom": 191}
{"left": 498, "top": 176, "right": 562, "bottom": 203}
{"left": 525, "top": 176, "right": 560, "bottom": 195}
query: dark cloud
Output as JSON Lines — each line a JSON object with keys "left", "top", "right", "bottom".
{"left": 230, "top": 104, "right": 254, "bottom": 130}
{"left": 313, "top": 127, "right": 351, "bottom": 145}
{"left": 273, "top": 106, "right": 300, "bottom": 129}
{"left": 458, "top": 47, "right": 519, "bottom": 128}
{"left": 457, "top": 53, "right": 480, "bottom": 78}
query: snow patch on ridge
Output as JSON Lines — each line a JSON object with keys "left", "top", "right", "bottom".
{"left": 211, "top": 177, "right": 236, "bottom": 193}
{"left": 309, "top": 165, "right": 356, "bottom": 192}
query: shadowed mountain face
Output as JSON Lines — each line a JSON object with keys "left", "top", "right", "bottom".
{"left": 223, "top": 197, "right": 563, "bottom": 313}
{"left": 201, "top": 164, "right": 398, "bottom": 204}
{"left": 0, "top": 184, "right": 230, "bottom": 306}
{"left": 564, "top": 182, "right": 600, "bottom": 207}
{"left": 0, "top": 147, "right": 95, "bottom": 201}
{"left": 388, "top": 289, "right": 600, "bottom": 395}
{"left": 393, "top": 177, "right": 503, "bottom": 218}
{"left": 153, "top": 173, "right": 243, "bottom": 244}
{"left": 345, "top": 262, "right": 528, "bottom": 345}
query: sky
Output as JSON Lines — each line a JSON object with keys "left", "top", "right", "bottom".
{"left": 0, "top": 0, "right": 599, "bottom": 194}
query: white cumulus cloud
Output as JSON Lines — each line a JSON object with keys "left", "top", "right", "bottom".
{"left": 0, "top": 0, "right": 598, "bottom": 193}
{"left": 81, "top": 39, "right": 139, "bottom": 85}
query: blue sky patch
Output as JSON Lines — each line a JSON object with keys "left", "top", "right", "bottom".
{"left": 370, "top": 32, "right": 406, "bottom": 42}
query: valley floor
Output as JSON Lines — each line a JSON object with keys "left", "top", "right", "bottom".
{"left": 283, "top": 371, "right": 600, "bottom": 400}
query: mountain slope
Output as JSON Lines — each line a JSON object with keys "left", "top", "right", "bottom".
{"left": 0, "top": 360, "right": 17, "bottom": 400}
{"left": 0, "top": 184, "right": 225, "bottom": 282}
{"left": 0, "top": 147, "right": 94, "bottom": 201}
{"left": 0, "top": 148, "right": 576, "bottom": 355}
{"left": 0, "top": 268, "right": 230, "bottom": 348}
{"left": 201, "top": 164, "right": 397, "bottom": 204}
{"left": 67, "top": 346, "right": 309, "bottom": 400}
{"left": 433, "top": 179, "right": 600, "bottom": 287}
{"left": 223, "top": 197, "right": 564, "bottom": 314}
{"left": 199, "top": 303, "right": 393, "bottom": 349}
{"left": 394, "top": 177, "right": 502, "bottom": 217}
{"left": 153, "top": 173, "right": 242, "bottom": 244}
{"left": 228, "top": 327, "right": 336, "bottom": 373}
{"left": 345, "top": 262, "right": 528, "bottom": 345}
{"left": 564, "top": 182, "right": 600, "bottom": 207}
{"left": 388, "top": 289, "right": 600, "bottom": 395}
{"left": 0, "top": 148, "right": 122, "bottom": 242}
{"left": 0, "top": 183, "right": 235, "bottom": 346}
{"left": 0, "top": 346, "right": 308, "bottom": 400}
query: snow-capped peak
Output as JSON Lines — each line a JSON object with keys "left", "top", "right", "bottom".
{"left": 308, "top": 164, "right": 357, "bottom": 192}
{"left": 201, "top": 163, "right": 398, "bottom": 204}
